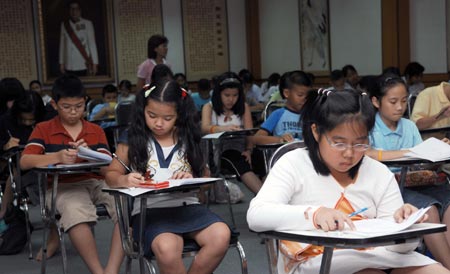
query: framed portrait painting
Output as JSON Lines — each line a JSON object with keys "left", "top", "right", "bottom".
{"left": 299, "top": 0, "right": 331, "bottom": 75}
{"left": 35, "top": 0, "right": 116, "bottom": 85}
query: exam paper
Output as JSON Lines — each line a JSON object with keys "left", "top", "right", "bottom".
{"left": 77, "top": 146, "right": 112, "bottom": 162}
{"left": 350, "top": 206, "right": 431, "bottom": 234}
{"left": 405, "top": 137, "right": 450, "bottom": 162}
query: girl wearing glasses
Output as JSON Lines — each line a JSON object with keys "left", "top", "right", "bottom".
{"left": 105, "top": 80, "right": 230, "bottom": 274}
{"left": 367, "top": 75, "right": 450, "bottom": 269}
{"left": 247, "top": 89, "right": 448, "bottom": 273}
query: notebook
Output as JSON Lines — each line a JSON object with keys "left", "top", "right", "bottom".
{"left": 404, "top": 137, "right": 450, "bottom": 162}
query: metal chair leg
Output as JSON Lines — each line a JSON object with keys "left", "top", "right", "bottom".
{"left": 125, "top": 256, "right": 133, "bottom": 274}
{"left": 57, "top": 225, "right": 68, "bottom": 274}
{"left": 235, "top": 241, "right": 248, "bottom": 274}
{"left": 223, "top": 179, "right": 236, "bottom": 228}
{"left": 22, "top": 199, "right": 33, "bottom": 259}
{"left": 264, "top": 238, "right": 278, "bottom": 274}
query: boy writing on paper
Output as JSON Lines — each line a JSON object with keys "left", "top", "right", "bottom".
{"left": 20, "top": 74, "right": 123, "bottom": 274}
{"left": 247, "top": 89, "right": 449, "bottom": 273}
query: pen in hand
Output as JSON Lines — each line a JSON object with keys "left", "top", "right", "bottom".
{"left": 348, "top": 207, "right": 369, "bottom": 217}
{"left": 7, "top": 130, "right": 12, "bottom": 138}
{"left": 112, "top": 153, "right": 132, "bottom": 173}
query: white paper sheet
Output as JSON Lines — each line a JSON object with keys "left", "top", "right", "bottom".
{"left": 349, "top": 206, "right": 431, "bottom": 234}
{"left": 77, "top": 146, "right": 112, "bottom": 162}
{"left": 404, "top": 137, "right": 450, "bottom": 162}
{"left": 106, "top": 177, "right": 220, "bottom": 197}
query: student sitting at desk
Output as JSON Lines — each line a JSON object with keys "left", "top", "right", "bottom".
{"left": 201, "top": 71, "right": 263, "bottom": 194}
{"left": 0, "top": 91, "right": 46, "bottom": 233}
{"left": 367, "top": 76, "right": 450, "bottom": 269}
{"left": 410, "top": 81, "right": 450, "bottom": 131}
{"left": 249, "top": 70, "right": 311, "bottom": 145}
{"left": 89, "top": 84, "right": 118, "bottom": 128}
{"left": 247, "top": 70, "right": 311, "bottom": 176}
{"left": 20, "top": 75, "right": 124, "bottom": 274}
{"left": 105, "top": 80, "right": 230, "bottom": 274}
{"left": 247, "top": 89, "right": 449, "bottom": 274}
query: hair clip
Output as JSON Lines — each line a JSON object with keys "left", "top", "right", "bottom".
{"left": 384, "top": 77, "right": 394, "bottom": 83}
{"left": 181, "top": 88, "right": 187, "bottom": 98}
{"left": 144, "top": 85, "right": 156, "bottom": 98}
{"left": 219, "top": 78, "right": 240, "bottom": 86}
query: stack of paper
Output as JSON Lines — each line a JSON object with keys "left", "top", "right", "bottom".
{"left": 348, "top": 206, "right": 431, "bottom": 235}
{"left": 77, "top": 146, "right": 112, "bottom": 163}
{"left": 404, "top": 137, "right": 450, "bottom": 162}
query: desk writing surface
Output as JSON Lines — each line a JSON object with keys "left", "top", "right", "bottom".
{"left": 202, "top": 128, "right": 258, "bottom": 139}
{"left": 34, "top": 161, "right": 110, "bottom": 172}
{"left": 257, "top": 223, "right": 446, "bottom": 248}
{"left": 103, "top": 177, "right": 221, "bottom": 197}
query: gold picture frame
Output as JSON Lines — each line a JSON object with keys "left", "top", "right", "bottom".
{"left": 35, "top": 0, "right": 116, "bottom": 85}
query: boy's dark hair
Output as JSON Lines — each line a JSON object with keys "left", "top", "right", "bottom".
{"left": 382, "top": 66, "right": 401, "bottom": 77}
{"left": 128, "top": 80, "right": 205, "bottom": 176}
{"left": 368, "top": 75, "right": 407, "bottom": 102}
{"left": 28, "top": 80, "right": 42, "bottom": 90}
{"left": 342, "top": 64, "right": 357, "bottom": 77}
{"left": 239, "top": 71, "right": 254, "bottom": 85}
{"left": 330, "top": 69, "right": 344, "bottom": 82}
{"left": 150, "top": 64, "right": 174, "bottom": 85}
{"left": 119, "top": 80, "right": 132, "bottom": 90}
{"left": 279, "top": 70, "right": 312, "bottom": 99}
{"left": 404, "top": 62, "right": 425, "bottom": 78}
{"left": 147, "top": 34, "right": 168, "bottom": 59}
{"left": 10, "top": 91, "right": 46, "bottom": 126}
{"left": 197, "top": 78, "right": 211, "bottom": 92}
{"left": 267, "top": 73, "right": 281, "bottom": 88}
{"left": 51, "top": 74, "right": 86, "bottom": 103}
{"left": 211, "top": 72, "right": 245, "bottom": 117}
{"left": 301, "top": 89, "right": 375, "bottom": 179}
{"left": 102, "top": 84, "right": 118, "bottom": 97}
{"left": 358, "top": 75, "right": 378, "bottom": 93}
{"left": 174, "top": 73, "right": 186, "bottom": 80}
{"left": 306, "top": 72, "right": 316, "bottom": 85}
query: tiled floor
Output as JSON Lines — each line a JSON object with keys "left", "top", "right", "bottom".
{"left": 0, "top": 186, "right": 270, "bottom": 274}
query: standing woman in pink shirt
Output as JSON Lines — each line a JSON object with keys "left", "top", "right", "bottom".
{"left": 136, "top": 34, "right": 170, "bottom": 91}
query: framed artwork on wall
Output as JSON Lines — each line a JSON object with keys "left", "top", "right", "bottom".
{"left": 35, "top": 0, "right": 116, "bottom": 85}
{"left": 299, "top": 0, "right": 331, "bottom": 76}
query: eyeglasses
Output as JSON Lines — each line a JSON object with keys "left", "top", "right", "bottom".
{"left": 324, "top": 134, "right": 370, "bottom": 152}
{"left": 58, "top": 103, "right": 85, "bottom": 113}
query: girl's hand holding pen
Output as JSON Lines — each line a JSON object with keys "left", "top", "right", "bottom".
{"left": 4, "top": 136, "right": 20, "bottom": 151}
{"left": 313, "top": 207, "right": 355, "bottom": 232}
{"left": 122, "top": 172, "right": 145, "bottom": 188}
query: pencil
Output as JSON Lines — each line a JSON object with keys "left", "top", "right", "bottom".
{"left": 112, "top": 153, "right": 132, "bottom": 173}
{"left": 348, "top": 207, "right": 369, "bottom": 217}
{"left": 7, "top": 130, "right": 12, "bottom": 138}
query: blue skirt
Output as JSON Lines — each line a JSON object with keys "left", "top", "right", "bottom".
{"left": 132, "top": 204, "right": 226, "bottom": 256}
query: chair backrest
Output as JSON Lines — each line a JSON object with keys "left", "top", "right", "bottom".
{"left": 263, "top": 100, "right": 285, "bottom": 121}
{"left": 269, "top": 141, "right": 305, "bottom": 169}
{"left": 115, "top": 101, "right": 135, "bottom": 126}
{"left": 407, "top": 94, "right": 417, "bottom": 118}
